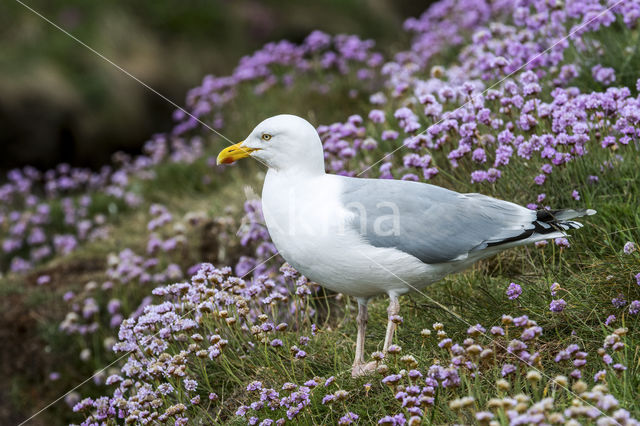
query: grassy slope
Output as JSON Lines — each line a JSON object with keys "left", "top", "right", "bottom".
{"left": 3, "top": 36, "right": 640, "bottom": 426}
{"left": 210, "top": 140, "right": 640, "bottom": 424}
{"left": 0, "top": 78, "right": 371, "bottom": 424}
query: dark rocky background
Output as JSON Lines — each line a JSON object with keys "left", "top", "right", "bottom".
{"left": 0, "top": 0, "right": 428, "bottom": 171}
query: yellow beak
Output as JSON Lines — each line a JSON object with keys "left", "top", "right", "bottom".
{"left": 216, "top": 141, "right": 259, "bottom": 165}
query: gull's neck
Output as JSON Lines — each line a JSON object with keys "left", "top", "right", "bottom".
{"left": 265, "top": 164, "right": 326, "bottom": 183}
{"left": 265, "top": 150, "right": 326, "bottom": 181}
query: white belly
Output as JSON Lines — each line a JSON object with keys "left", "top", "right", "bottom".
{"left": 261, "top": 171, "right": 461, "bottom": 298}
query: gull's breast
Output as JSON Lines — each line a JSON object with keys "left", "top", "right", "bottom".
{"left": 261, "top": 172, "right": 438, "bottom": 298}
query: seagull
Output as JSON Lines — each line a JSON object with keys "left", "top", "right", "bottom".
{"left": 217, "top": 114, "right": 596, "bottom": 377}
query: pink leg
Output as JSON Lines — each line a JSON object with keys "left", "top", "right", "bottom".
{"left": 383, "top": 295, "right": 400, "bottom": 353}
{"left": 352, "top": 298, "right": 376, "bottom": 377}
{"left": 353, "top": 300, "right": 368, "bottom": 365}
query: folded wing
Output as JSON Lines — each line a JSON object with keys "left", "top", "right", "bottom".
{"left": 340, "top": 177, "right": 594, "bottom": 264}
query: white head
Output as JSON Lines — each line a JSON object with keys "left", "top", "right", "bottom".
{"left": 217, "top": 114, "right": 325, "bottom": 175}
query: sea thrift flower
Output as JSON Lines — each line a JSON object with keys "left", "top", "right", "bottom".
{"left": 322, "top": 394, "right": 336, "bottom": 405}
{"left": 501, "top": 364, "right": 516, "bottom": 377}
{"left": 550, "top": 299, "right": 567, "bottom": 312}
{"left": 381, "top": 130, "right": 399, "bottom": 141}
{"left": 472, "top": 148, "right": 486, "bottom": 163}
{"left": 387, "top": 344, "right": 402, "bottom": 354}
{"left": 490, "top": 326, "right": 504, "bottom": 336}
{"left": 506, "top": 282, "right": 522, "bottom": 299}
{"left": 612, "top": 295, "right": 627, "bottom": 308}
{"left": 592, "top": 65, "right": 616, "bottom": 85}
{"left": 623, "top": 241, "right": 635, "bottom": 254}
{"left": 369, "top": 109, "right": 385, "bottom": 123}
{"left": 382, "top": 374, "right": 401, "bottom": 386}
{"left": 339, "top": 412, "right": 359, "bottom": 425}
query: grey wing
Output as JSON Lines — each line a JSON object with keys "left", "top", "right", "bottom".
{"left": 340, "top": 177, "right": 582, "bottom": 264}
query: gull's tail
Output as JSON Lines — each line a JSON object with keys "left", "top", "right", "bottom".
{"left": 534, "top": 208, "right": 597, "bottom": 232}
{"left": 486, "top": 208, "right": 597, "bottom": 248}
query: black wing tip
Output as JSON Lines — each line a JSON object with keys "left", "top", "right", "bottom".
{"left": 487, "top": 208, "right": 594, "bottom": 248}
{"left": 537, "top": 208, "right": 597, "bottom": 221}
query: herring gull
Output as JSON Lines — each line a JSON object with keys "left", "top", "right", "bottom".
{"left": 217, "top": 114, "right": 596, "bottom": 377}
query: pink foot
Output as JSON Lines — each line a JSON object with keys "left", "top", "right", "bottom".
{"left": 351, "top": 361, "right": 377, "bottom": 378}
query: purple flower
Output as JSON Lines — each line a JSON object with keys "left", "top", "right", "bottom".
{"left": 183, "top": 378, "right": 197, "bottom": 392}
{"left": 592, "top": 65, "right": 616, "bottom": 85}
{"left": 381, "top": 130, "right": 399, "bottom": 141}
{"left": 382, "top": 374, "right": 401, "bottom": 385}
{"left": 490, "top": 326, "right": 504, "bottom": 336}
{"left": 534, "top": 174, "right": 546, "bottom": 185}
{"left": 623, "top": 241, "right": 636, "bottom": 254}
{"left": 628, "top": 300, "right": 640, "bottom": 315}
{"left": 602, "top": 136, "right": 616, "bottom": 149}
{"left": 605, "top": 315, "right": 616, "bottom": 325}
{"left": 513, "top": 315, "right": 528, "bottom": 327}
{"left": 401, "top": 173, "right": 419, "bottom": 181}
{"left": 471, "top": 148, "right": 486, "bottom": 163}
{"left": 550, "top": 299, "right": 567, "bottom": 312}
{"left": 476, "top": 412, "right": 494, "bottom": 422}
{"left": 322, "top": 394, "right": 336, "bottom": 404}
{"left": 470, "top": 170, "right": 488, "bottom": 183}
{"left": 338, "top": 412, "right": 359, "bottom": 425}
{"left": 378, "top": 414, "right": 406, "bottom": 425}
{"left": 501, "top": 364, "right": 516, "bottom": 377}
{"left": 408, "top": 369, "right": 422, "bottom": 380}
{"left": 247, "top": 381, "right": 263, "bottom": 391}
{"left": 487, "top": 168, "right": 501, "bottom": 182}
{"left": 302, "top": 30, "right": 330, "bottom": 52}
{"left": 612, "top": 294, "right": 627, "bottom": 308}
{"left": 506, "top": 282, "right": 522, "bottom": 300}
{"left": 369, "top": 109, "right": 386, "bottom": 123}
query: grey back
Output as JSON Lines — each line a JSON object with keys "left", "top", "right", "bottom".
{"left": 340, "top": 177, "right": 535, "bottom": 264}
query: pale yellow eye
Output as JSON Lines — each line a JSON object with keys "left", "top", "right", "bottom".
{"left": 261, "top": 133, "right": 272, "bottom": 141}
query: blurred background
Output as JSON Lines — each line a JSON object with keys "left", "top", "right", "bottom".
{"left": 0, "top": 0, "right": 428, "bottom": 172}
